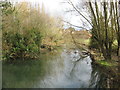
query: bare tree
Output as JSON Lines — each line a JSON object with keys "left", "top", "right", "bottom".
{"left": 65, "top": 0, "right": 119, "bottom": 60}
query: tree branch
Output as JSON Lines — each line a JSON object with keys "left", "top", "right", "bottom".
{"left": 67, "top": 0, "right": 93, "bottom": 27}
{"left": 63, "top": 20, "right": 89, "bottom": 30}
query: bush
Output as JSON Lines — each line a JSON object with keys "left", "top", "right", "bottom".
{"left": 2, "top": 1, "right": 63, "bottom": 60}
{"left": 3, "top": 28, "right": 42, "bottom": 60}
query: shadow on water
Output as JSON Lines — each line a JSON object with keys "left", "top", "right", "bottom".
{"left": 2, "top": 48, "right": 110, "bottom": 88}
{"left": 3, "top": 59, "right": 45, "bottom": 88}
{"left": 2, "top": 49, "right": 63, "bottom": 88}
{"left": 89, "top": 65, "right": 105, "bottom": 88}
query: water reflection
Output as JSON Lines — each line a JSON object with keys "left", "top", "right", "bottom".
{"left": 3, "top": 49, "right": 101, "bottom": 88}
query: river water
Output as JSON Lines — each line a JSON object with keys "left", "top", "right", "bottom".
{"left": 3, "top": 49, "right": 104, "bottom": 88}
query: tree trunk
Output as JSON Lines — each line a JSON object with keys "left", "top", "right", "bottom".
{"left": 100, "top": 43, "right": 112, "bottom": 60}
{"left": 118, "top": 0, "right": 120, "bottom": 58}
{"left": 117, "top": 40, "right": 120, "bottom": 58}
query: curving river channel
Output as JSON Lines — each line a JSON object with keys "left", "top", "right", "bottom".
{"left": 3, "top": 49, "right": 105, "bottom": 88}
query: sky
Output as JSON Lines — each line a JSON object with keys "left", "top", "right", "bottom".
{"left": 8, "top": 0, "right": 90, "bottom": 30}
{"left": 6, "top": 0, "right": 119, "bottom": 30}
{"left": 9, "top": 0, "right": 68, "bottom": 15}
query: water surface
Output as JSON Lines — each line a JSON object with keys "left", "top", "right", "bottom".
{"left": 3, "top": 49, "right": 102, "bottom": 88}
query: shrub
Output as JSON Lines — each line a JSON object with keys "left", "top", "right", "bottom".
{"left": 3, "top": 28, "right": 42, "bottom": 60}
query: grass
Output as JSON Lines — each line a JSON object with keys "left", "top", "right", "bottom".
{"left": 97, "top": 60, "right": 115, "bottom": 67}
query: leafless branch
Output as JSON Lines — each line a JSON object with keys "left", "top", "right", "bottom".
{"left": 67, "top": 0, "right": 93, "bottom": 27}
{"left": 63, "top": 20, "right": 89, "bottom": 30}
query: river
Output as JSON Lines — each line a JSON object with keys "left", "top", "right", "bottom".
{"left": 3, "top": 48, "right": 106, "bottom": 88}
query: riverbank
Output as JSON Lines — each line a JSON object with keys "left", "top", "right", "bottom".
{"left": 62, "top": 29, "right": 119, "bottom": 88}
{"left": 89, "top": 49, "right": 119, "bottom": 88}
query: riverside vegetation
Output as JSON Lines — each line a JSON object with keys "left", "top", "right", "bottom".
{"left": 1, "top": 0, "right": 120, "bottom": 88}
{"left": 2, "top": 1, "right": 119, "bottom": 61}
{"left": 2, "top": 1, "right": 63, "bottom": 60}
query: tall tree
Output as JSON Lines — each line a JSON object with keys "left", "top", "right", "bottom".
{"left": 65, "top": 0, "right": 119, "bottom": 60}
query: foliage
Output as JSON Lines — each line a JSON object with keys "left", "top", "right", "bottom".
{"left": 0, "top": 1, "right": 15, "bottom": 15}
{"left": 3, "top": 28, "right": 42, "bottom": 60}
{"left": 2, "top": 1, "right": 63, "bottom": 60}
